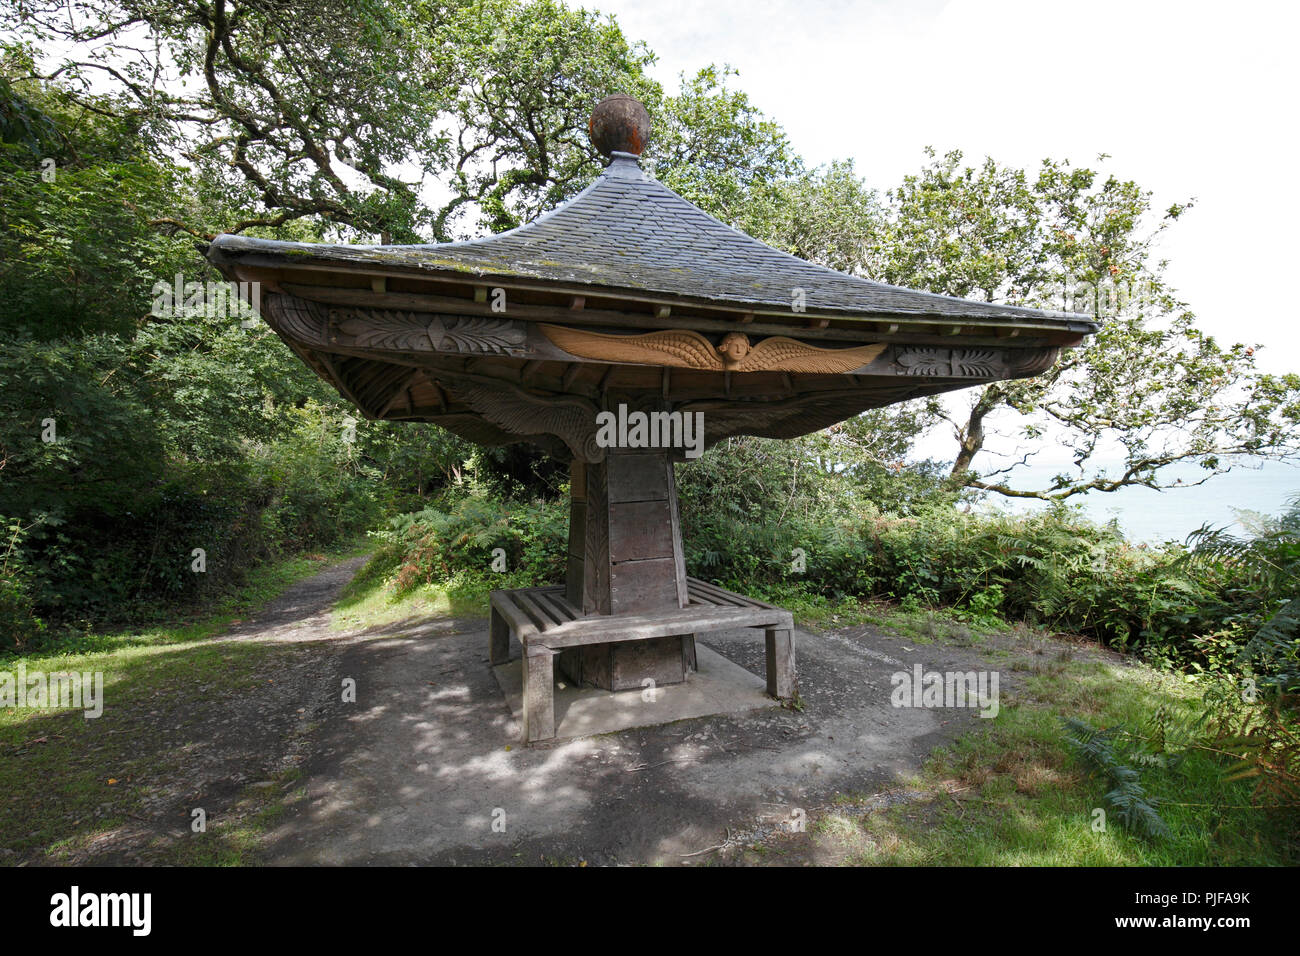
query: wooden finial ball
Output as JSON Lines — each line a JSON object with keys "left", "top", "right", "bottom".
{"left": 589, "top": 94, "right": 651, "bottom": 157}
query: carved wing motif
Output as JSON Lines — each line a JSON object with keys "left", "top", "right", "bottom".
{"left": 1007, "top": 348, "right": 1060, "bottom": 377}
{"left": 539, "top": 325, "right": 723, "bottom": 370}
{"left": 738, "top": 338, "right": 886, "bottom": 374}
{"left": 895, "top": 349, "right": 950, "bottom": 375}
{"left": 441, "top": 378, "right": 604, "bottom": 462}
{"left": 950, "top": 349, "right": 999, "bottom": 377}
{"left": 429, "top": 317, "right": 527, "bottom": 354}
{"left": 264, "top": 294, "right": 328, "bottom": 344}
{"left": 334, "top": 309, "right": 436, "bottom": 350}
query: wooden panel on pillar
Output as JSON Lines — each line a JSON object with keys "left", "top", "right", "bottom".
{"left": 610, "top": 557, "right": 681, "bottom": 614}
{"left": 608, "top": 500, "right": 675, "bottom": 562}
{"left": 609, "top": 635, "right": 685, "bottom": 690}
{"left": 578, "top": 459, "right": 611, "bottom": 615}
{"left": 606, "top": 453, "right": 671, "bottom": 503}
{"left": 561, "top": 447, "right": 695, "bottom": 689}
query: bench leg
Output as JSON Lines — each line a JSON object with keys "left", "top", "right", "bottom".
{"left": 522, "top": 645, "right": 557, "bottom": 743}
{"left": 765, "top": 627, "right": 797, "bottom": 700}
{"left": 489, "top": 605, "right": 510, "bottom": 664}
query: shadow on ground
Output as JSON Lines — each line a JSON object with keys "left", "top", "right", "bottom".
{"left": 258, "top": 582, "right": 1016, "bottom": 865}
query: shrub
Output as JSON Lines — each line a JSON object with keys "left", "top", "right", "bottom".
{"left": 376, "top": 494, "right": 566, "bottom": 596}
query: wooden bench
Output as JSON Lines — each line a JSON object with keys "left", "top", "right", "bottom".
{"left": 490, "top": 578, "right": 796, "bottom": 743}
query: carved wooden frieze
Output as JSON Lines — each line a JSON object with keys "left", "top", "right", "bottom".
{"left": 539, "top": 325, "right": 884, "bottom": 373}
{"left": 331, "top": 309, "right": 528, "bottom": 356}
{"left": 263, "top": 294, "right": 530, "bottom": 357}
{"left": 895, "top": 347, "right": 1000, "bottom": 377}
{"left": 891, "top": 346, "right": 1059, "bottom": 379}
{"left": 436, "top": 377, "right": 604, "bottom": 463}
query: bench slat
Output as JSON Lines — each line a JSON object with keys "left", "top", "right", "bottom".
{"left": 538, "top": 590, "right": 580, "bottom": 622}
{"left": 535, "top": 607, "right": 792, "bottom": 649}
{"left": 494, "top": 581, "right": 792, "bottom": 652}
{"left": 516, "top": 590, "right": 563, "bottom": 631}
{"left": 490, "top": 590, "right": 538, "bottom": 640}
{"left": 688, "top": 581, "right": 743, "bottom": 607}
{"left": 688, "top": 578, "right": 771, "bottom": 609}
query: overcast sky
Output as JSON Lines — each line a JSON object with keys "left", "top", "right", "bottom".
{"left": 590, "top": 0, "right": 1298, "bottom": 378}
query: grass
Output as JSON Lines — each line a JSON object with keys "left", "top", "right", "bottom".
{"left": 332, "top": 556, "right": 514, "bottom": 631}
{"left": 3, "top": 539, "right": 371, "bottom": 663}
{"left": 0, "top": 540, "right": 366, "bottom": 865}
{"left": 742, "top": 618, "right": 1298, "bottom": 866}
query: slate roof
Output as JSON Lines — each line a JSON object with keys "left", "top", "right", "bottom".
{"left": 208, "top": 152, "right": 1095, "bottom": 329}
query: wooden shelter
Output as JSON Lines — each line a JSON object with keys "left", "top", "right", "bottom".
{"left": 206, "top": 95, "right": 1097, "bottom": 742}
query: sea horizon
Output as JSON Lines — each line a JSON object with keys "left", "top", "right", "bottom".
{"left": 967, "top": 458, "right": 1300, "bottom": 545}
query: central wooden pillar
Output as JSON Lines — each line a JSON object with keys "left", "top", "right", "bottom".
{"left": 560, "top": 448, "right": 697, "bottom": 690}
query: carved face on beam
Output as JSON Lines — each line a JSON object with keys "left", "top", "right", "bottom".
{"left": 716, "top": 332, "right": 751, "bottom": 369}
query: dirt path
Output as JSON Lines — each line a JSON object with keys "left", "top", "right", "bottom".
{"left": 50, "top": 558, "right": 1067, "bottom": 866}
{"left": 46, "top": 556, "right": 369, "bottom": 866}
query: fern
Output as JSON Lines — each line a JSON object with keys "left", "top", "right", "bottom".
{"left": 1240, "top": 599, "right": 1300, "bottom": 693}
{"left": 1062, "top": 717, "right": 1171, "bottom": 839}
{"left": 1187, "top": 494, "right": 1300, "bottom": 692}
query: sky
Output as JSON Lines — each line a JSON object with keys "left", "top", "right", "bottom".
{"left": 589, "top": 0, "right": 1298, "bottom": 377}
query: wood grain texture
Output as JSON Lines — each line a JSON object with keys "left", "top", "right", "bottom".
{"left": 608, "top": 500, "right": 675, "bottom": 563}
{"left": 540, "top": 324, "right": 885, "bottom": 373}
{"left": 522, "top": 644, "right": 557, "bottom": 743}
{"left": 489, "top": 606, "right": 510, "bottom": 664}
{"left": 765, "top": 627, "right": 797, "bottom": 700}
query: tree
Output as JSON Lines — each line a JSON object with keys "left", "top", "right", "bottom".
{"left": 424, "top": 0, "right": 658, "bottom": 237}
{"left": 4, "top": 0, "right": 456, "bottom": 240}
{"left": 751, "top": 149, "right": 1300, "bottom": 501}
{"left": 739, "top": 158, "right": 884, "bottom": 273}
{"left": 648, "top": 65, "right": 800, "bottom": 225}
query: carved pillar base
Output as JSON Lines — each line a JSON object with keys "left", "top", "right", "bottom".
{"left": 559, "top": 448, "right": 696, "bottom": 690}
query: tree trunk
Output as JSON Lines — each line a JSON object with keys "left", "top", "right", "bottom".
{"left": 949, "top": 385, "right": 1002, "bottom": 478}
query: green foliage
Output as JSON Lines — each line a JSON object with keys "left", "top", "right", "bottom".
{"left": 363, "top": 434, "right": 1296, "bottom": 698}
{"left": 1199, "top": 677, "right": 1300, "bottom": 812}
{"left": 365, "top": 493, "right": 567, "bottom": 597}
{"left": 1188, "top": 495, "right": 1300, "bottom": 694}
{"left": 676, "top": 439, "right": 1227, "bottom": 667}
{"left": 649, "top": 64, "right": 800, "bottom": 225}
{"left": 1062, "top": 717, "right": 1171, "bottom": 839}
{"left": 0, "top": 66, "right": 394, "bottom": 645}
{"left": 0, "top": 516, "right": 44, "bottom": 646}
{"left": 0, "top": 52, "right": 191, "bottom": 339}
